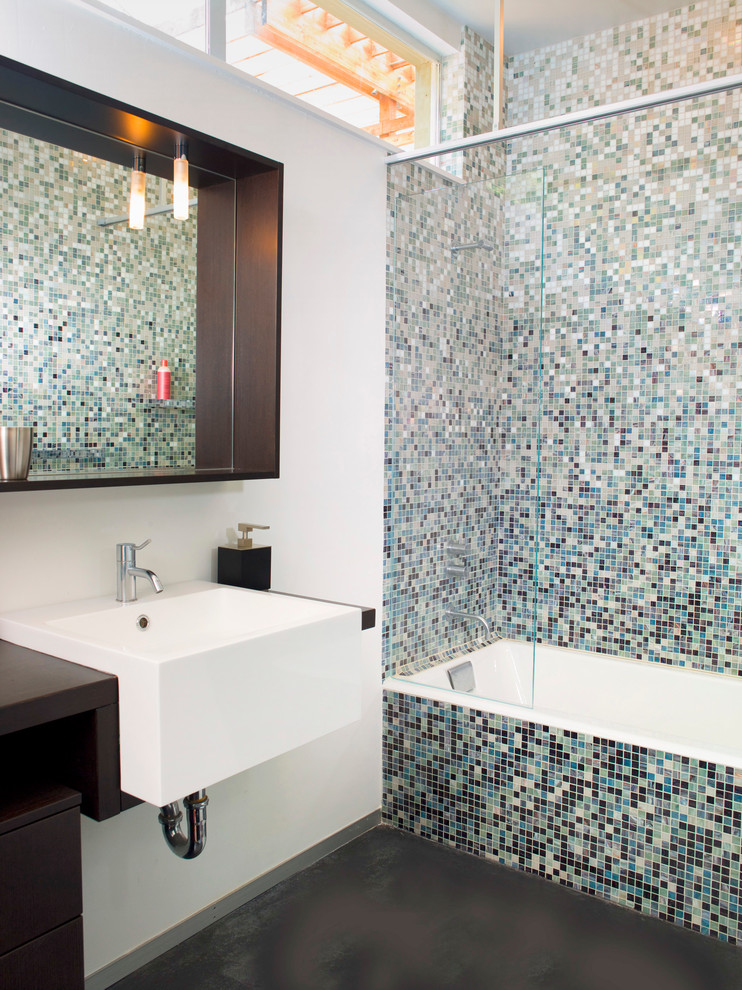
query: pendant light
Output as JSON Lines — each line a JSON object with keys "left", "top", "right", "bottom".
{"left": 173, "top": 140, "right": 189, "bottom": 221}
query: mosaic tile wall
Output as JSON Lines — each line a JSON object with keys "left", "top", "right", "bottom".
{"left": 388, "top": 171, "right": 544, "bottom": 673}
{"left": 384, "top": 0, "right": 742, "bottom": 944}
{"left": 0, "top": 129, "right": 198, "bottom": 474}
{"left": 528, "top": 103, "right": 742, "bottom": 671}
{"left": 389, "top": 178, "right": 502, "bottom": 666}
{"left": 505, "top": 0, "right": 741, "bottom": 126}
{"left": 387, "top": 0, "right": 742, "bottom": 674}
{"left": 504, "top": 3, "right": 742, "bottom": 672}
{"left": 386, "top": 27, "right": 512, "bottom": 675}
{"left": 438, "top": 27, "right": 506, "bottom": 182}
{"left": 383, "top": 690, "right": 742, "bottom": 942}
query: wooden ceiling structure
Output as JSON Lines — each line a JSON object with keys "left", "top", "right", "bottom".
{"left": 229, "top": 0, "right": 419, "bottom": 146}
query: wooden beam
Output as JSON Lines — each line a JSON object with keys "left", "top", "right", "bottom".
{"left": 256, "top": 24, "right": 414, "bottom": 114}
{"left": 367, "top": 112, "right": 415, "bottom": 139}
{"left": 315, "top": 0, "right": 432, "bottom": 69}
{"left": 253, "top": 0, "right": 415, "bottom": 114}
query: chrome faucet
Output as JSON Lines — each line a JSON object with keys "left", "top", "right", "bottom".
{"left": 444, "top": 609, "right": 492, "bottom": 638}
{"left": 116, "top": 539, "right": 164, "bottom": 603}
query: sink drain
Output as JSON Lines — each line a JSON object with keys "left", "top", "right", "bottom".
{"left": 136, "top": 614, "right": 151, "bottom": 631}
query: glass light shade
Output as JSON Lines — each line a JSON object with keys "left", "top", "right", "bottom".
{"left": 173, "top": 155, "right": 189, "bottom": 221}
{"left": 129, "top": 167, "right": 146, "bottom": 229}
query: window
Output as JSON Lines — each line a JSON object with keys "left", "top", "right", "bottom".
{"left": 89, "top": 0, "right": 438, "bottom": 149}
{"left": 96, "top": 0, "right": 208, "bottom": 51}
{"left": 226, "top": 0, "right": 436, "bottom": 148}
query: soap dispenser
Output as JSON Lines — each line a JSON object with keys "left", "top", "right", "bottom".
{"left": 218, "top": 523, "right": 271, "bottom": 591}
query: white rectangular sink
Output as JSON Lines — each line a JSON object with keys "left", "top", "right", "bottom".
{"left": 0, "top": 581, "right": 361, "bottom": 806}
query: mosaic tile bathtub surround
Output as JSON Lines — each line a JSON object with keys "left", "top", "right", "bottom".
{"left": 388, "top": 170, "right": 543, "bottom": 672}
{"left": 0, "top": 129, "right": 197, "bottom": 473}
{"left": 383, "top": 690, "right": 742, "bottom": 941}
{"left": 507, "top": 105, "right": 742, "bottom": 670}
{"left": 387, "top": 0, "right": 742, "bottom": 676}
{"left": 384, "top": 25, "right": 513, "bottom": 672}
{"left": 385, "top": 0, "right": 742, "bottom": 946}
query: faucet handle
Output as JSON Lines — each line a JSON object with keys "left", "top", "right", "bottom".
{"left": 133, "top": 538, "right": 152, "bottom": 552}
{"left": 116, "top": 539, "right": 151, "bottom": 561}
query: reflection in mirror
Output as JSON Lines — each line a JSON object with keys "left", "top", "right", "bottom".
{"left": 0, "top": 53, "right": 282, "bottom": 492}
{"left": 1, "top": 128, "right": 204, "bottom": 477}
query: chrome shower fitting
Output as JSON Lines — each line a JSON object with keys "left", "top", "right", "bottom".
{"left": 444, "top": 609, "right": 492, "bottom": 638}
{"left": 451, "top": 240, "right": 494, "bottom": 254}
{"left": 445, "top": 541, "right": 467, "bottom": 578}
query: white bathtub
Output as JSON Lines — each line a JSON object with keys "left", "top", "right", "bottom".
{"left": 385, "top": 640, "right": 742, "bottom": 767}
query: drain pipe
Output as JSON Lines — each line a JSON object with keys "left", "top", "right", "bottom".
{"left": 158, "top": 790, "right": 209, "bottom": 859}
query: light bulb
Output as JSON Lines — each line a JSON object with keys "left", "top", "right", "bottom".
{"left": 173, "top": 143, "right": 189, "bottom": 221}
{"left": 129, "top": 155, "right": 146, "bottom": 230}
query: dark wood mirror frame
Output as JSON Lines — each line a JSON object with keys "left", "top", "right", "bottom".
{"left": 0, "top": 55, "right": 282, "bottom": 492}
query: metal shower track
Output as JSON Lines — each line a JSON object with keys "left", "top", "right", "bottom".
{"left": 386, "top": 70, "right": 742, "bottom": 166}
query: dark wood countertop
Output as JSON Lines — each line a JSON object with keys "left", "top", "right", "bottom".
{"left": 0, "top": 640, "right": 117, "bottom": 737}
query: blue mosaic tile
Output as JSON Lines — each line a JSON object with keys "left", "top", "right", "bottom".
{"left": 383, "top": 689, "right": 742, "bottom": 940}
{"left": 387, "top": 0, "right": 742, "bottom": 675}
{"left": 0, "top": 130, "right": 197, "bottom": 473}
{"left": 384, "top": 0, "right": 742, "bottom": 945}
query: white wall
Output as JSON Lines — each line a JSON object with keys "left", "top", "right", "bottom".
{"left": 0, "top": 0, "right": 386, "bottom": 976}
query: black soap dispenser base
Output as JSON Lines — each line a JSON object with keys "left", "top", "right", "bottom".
{"left": 218, "top": 522, "right": 271, "bottom": 591}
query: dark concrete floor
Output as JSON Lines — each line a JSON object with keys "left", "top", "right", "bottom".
{"left": 111, "top": 825, "right": 742, "bottom": 990}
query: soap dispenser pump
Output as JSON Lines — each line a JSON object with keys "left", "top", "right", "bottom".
{"left": 218, "top": 523, "right": 271, "bottom": 590}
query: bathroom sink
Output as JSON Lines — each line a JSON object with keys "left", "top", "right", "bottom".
{"left": 0, "top": 581, "right": 361, "bottom": 806}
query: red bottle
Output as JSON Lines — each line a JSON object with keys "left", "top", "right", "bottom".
{"left": 156, "top": 360, "right": 171, "bottom": 400}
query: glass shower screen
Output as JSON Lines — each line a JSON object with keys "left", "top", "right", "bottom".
{"left": 388, "top": 168, "right": 544, "bottom": 709}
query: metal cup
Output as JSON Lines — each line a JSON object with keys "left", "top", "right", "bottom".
{"left": 0, "top": 426, "right": 33, "bottom": 481}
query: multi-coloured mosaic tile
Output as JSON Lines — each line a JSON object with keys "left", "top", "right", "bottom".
{"left": 387, "top": 0, "right": 742, "bottom": 675}
{"left": 505, "top": 0, "right": 742, "bottom": 127}
{"left": 440, "top": 27, "right": 506, "bottom": 181}
{"left": 506, "top": 43, "right": 742, "bottom": 672}
{"left": 388, "top": 169, "right": 543, "bottom": 672}
{"left": 0, "top": 129, "right": 197, "bottom": 474}
{"left": 384, "top": 689, "right": 742, "bottom": 941}
{"left": 385, "top": 0, "right": 742, "bottom": 944}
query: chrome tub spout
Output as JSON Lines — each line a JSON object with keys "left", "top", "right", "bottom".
{"left": 444, "top": 609, "right": 492, "bottom": 638}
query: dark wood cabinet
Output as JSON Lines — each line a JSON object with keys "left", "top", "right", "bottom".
{"left": 0, "top": 784, "right": 84, "bottom": 989}
{"left": 0, "top": 919, "right": 84, "bottom": 990}
{"left": 0, "top": 642, "right": 121, "bottom": 988}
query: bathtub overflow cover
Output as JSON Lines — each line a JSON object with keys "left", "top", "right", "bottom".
{"left": 136, "top": 614, "right": 150, "bottom": 631}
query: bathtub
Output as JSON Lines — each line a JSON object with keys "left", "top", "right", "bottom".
{"left": 385, "top": 639, "right": 742, "bottom": 767}
{"left": 383, "top": 640, "right": 742, "bottom": 940}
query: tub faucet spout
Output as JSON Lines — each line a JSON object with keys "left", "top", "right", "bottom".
{"left": 444, "top": 609, "right": 491, "bottom": 638}
{"left": 116, "top": 539, "right": 164, "bottom": 603}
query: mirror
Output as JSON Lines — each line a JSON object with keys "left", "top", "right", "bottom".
{"left": 3, "top": 126, "right": 207, "bottom": 477}
{"left": 0, "top": 55, "right": 282, "bottom": 491}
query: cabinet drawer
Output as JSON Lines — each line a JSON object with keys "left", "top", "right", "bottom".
{"left": 0, "top": 807, "right": 81, "bottom": 954}
{"left": 0, "top": 917, "right": 83, "bottom": 990}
